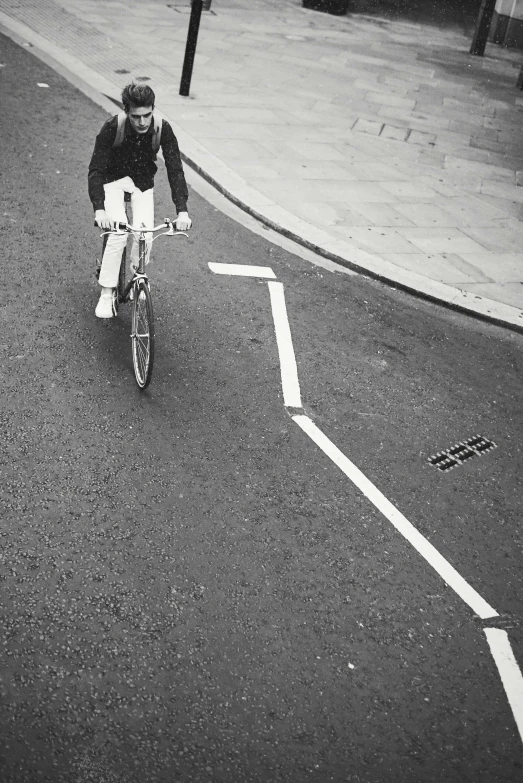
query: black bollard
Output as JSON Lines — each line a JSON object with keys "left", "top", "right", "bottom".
{"left": 470, "top": 0, "right": 497, "bottom": 56}
{"left": 179, "top": 0, "right": 204, "bottom": 96}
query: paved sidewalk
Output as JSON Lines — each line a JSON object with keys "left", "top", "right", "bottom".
{"left": 1, "top": 0, "right": 523, "bottom": 328}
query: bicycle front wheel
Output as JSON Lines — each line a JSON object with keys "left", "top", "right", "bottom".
{"left": 131, "top": 280, "right": 155, "bottom": 389}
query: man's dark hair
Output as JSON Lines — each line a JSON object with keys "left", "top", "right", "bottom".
{"left": 121, "top": 83, "right": 156, "bottom": 113}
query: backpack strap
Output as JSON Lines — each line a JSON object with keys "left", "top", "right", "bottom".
{"left": 112, "top": 112, "right": 162, "bottom": 152}
{"left": 152, "top": 117, "right": 163, "bottom": 154}
{"left": 112, "top": 112, "right": 127, "bottom": 148}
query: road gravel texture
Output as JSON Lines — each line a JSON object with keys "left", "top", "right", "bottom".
{"left": 0, "top": 31, "right": 522, "bottom": 783}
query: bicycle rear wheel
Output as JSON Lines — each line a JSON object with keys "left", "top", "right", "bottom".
{"left": 116, "top": 247, "right": 127, "bottom": 307}
{"left": 95, "top": 235, "right": 106, "bottom": 281}
{"left": 131, "top": 279, "right": 155, "bottom": 389}
{"left": 97, "top": 237, "right": 127, "bottom": 314}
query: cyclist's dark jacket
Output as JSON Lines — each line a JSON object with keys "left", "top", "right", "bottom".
{"left": 88, "top": 114, "right": 188, "bottom": 213}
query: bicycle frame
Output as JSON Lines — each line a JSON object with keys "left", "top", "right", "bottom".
{"left": 97, "top": 218, "right": 188, "bottom": 388}
{"left": 100, "top": 219, "right": 186, "bottom": 303}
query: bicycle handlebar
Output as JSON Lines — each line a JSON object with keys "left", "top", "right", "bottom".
{"left": 95, "top": 218, "right": 189, "bottom": 237}
{"left": 119, "top": 220, "right": 177, "bottom": 233}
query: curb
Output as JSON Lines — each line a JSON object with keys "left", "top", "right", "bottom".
{"left": 180, "top": 153, "right": 523, "bottom": 334}
{"left": 2, "top": 11, "right": 522, "bottom": 335}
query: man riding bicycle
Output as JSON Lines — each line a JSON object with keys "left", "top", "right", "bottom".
{"left": 88, "top": 82, "right": 192, "bottom": 318}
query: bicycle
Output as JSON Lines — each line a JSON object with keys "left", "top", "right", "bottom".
{"left": 96, "top": 214, "right": 188, "bottom": 389}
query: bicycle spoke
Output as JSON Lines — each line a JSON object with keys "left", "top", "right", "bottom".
{"left": 136, "top": 338, "right": 149, "bottom": 366}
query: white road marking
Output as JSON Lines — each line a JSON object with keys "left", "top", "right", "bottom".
{"left": 292, "top": 414, "right": 499, "bottom": 621}
{"left": 484, "top": 628, "right": 523, "bottom": 743}
{"left": 205, "top": 194, "right": 522, "bottom": 746}
{"left": 268, "top": 282, "right": 302, "bottom": 409}
{"left": 208, "top": 262, "right": 275, "bottom": 278}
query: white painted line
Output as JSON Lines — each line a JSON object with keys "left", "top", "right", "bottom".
{"left": 268, "top": 282, "right": 302, "bottom": 409}
{"left": 208, "top": 262, "right": 276, "bottom": 278}
{"left": 292, "top": 414, "right": 499, "bottom": 620}
{"left": 484, "top": 628, "right": 523, "bottom": 743}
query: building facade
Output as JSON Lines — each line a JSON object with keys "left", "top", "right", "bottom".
{"left": 490, "top": 0, "right": 523, "bottom": 49}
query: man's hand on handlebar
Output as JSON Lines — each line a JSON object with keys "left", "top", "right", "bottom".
{"left": 94, "top": 209, "right": 192, "bottom": 232}
{"left": 95, "top": 209, "right": 117, "bottom": 231}
{"left": 175, "top": 211, "right": 192, "bottom": 232}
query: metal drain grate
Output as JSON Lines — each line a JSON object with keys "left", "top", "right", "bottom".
{"left": 428, "top": 435, "right": 497, "bottom": 472}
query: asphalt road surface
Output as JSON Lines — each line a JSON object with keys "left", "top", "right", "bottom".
{"left": 0, "top": 31, "right": 522, "bottom": 783}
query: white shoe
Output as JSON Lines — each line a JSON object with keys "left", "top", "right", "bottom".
{"left": 95, "top": 290, "right": 115, "bottom": 319}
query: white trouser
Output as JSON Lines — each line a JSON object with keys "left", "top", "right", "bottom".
{"left": 98, "top": 176, "right": 154, "bottom": 288}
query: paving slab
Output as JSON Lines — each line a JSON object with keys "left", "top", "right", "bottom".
{"left": 396, "top": 226, "right": 489, "bottom": 254}
{"left": 379, "top": 253, "right": 492, "bottom": 285}
{"left": 458, "top": 282, "right": 523, "bottom": 308}
{"left": 1, "top": 0, "right": 522, "bottom": 329}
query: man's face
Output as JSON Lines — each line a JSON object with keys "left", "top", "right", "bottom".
{"left": 128, "top": 104, "right": 154, "bottom": 134}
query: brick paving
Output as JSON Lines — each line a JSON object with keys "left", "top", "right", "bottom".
{"left": 1, "top": 0, "right": 522, "bottom": 326}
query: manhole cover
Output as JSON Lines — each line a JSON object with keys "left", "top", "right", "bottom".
{"left": 428, "top": 435, "right": 497, "bottom": 472}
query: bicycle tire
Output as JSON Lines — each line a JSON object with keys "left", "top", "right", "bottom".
{"left": 96, "top": 233, "right": 108, "bottom": 281}
{"left": 97, "top": 236, "right": 127, "bottom": 313}
{"left": 117, "top": 247, "right": 127, "bottom": 305}
{"left": 131, "top": 279, "right": 155, "bottom": 389}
